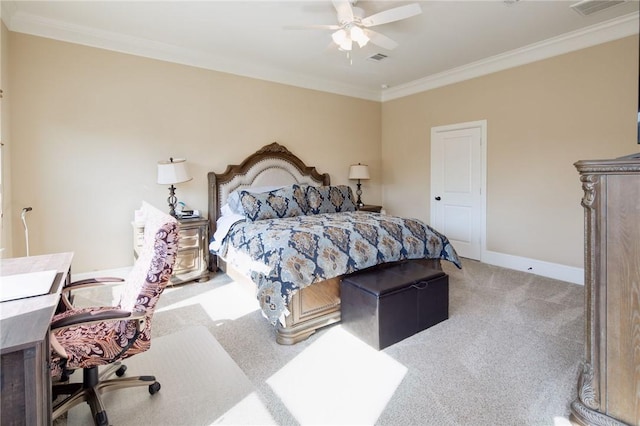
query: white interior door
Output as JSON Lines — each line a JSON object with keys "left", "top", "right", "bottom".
{"left": 430, "top": 121, "right": 485, "bottom": 260}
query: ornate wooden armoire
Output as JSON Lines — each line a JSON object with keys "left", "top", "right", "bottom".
{"left": 572, "top": 153, "right": 640, "bottom": 426}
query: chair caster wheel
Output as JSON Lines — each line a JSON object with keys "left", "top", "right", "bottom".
{"left": 115, "top": 365, "right": 127, "bottom": 377}
{"left": 149, "top": 382, "right": 161, "bottom": 395}
{"left": 95, "top": 411, "right": 109, "bottom": 426}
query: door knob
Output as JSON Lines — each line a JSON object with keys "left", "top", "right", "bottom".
{"left": 435, "top": 196, "right": 441, "bottom": 201}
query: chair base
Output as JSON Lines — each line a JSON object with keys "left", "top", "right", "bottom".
{"left": 52, "top": 362, "right": 160, "bottom": 426}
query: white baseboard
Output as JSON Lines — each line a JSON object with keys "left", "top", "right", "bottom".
{"left": 481, "top": 250, "right": 584, "bottom": 285}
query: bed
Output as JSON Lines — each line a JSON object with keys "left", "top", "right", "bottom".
{"left": 208, "top": 142, "right": 461, "bottom": 344}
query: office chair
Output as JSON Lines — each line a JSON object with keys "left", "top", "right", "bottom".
{"left": 49, "top": 209, "right": 179, "bottom": 426}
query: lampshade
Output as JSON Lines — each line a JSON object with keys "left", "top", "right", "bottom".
{"left": 157, "top": 158, "right": 192, "bottom": 185}
{"left": 332, "top": 29, "right": 353, "bottom": 51}
{"left": 349, "top": 164, "right": 370, "bottom": 180}
{"left": 350, "top": 26, "right": 369, "bottom": 48}
{"left": 332, "top": 29, "right": 348, "bottom": 46}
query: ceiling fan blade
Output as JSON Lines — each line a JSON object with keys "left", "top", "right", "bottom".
{"left": 365, "top": 29, "right": 399, "bottom": 50}
{"left": 284, "top": 24, "right": 340, "bottom": 30}
{"left": 361, "top": 3, "right": 422, "bottom": 27}
{"left": 332, "top": 0, "right": 354, "bottom": 24}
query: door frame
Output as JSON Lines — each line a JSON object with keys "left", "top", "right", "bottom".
{"left": 430, "top": 119, "right": 487, "bottom": 261}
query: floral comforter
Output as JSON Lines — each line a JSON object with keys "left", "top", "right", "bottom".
{"left": 216, "top": 211, "right": 461, "bottom": 324}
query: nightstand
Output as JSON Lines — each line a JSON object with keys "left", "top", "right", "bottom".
{"left": 133, "top": 217, "right": 210, "bottom": 285}
{"left": 357, "top": 204, "right": 382, "bottom": 213}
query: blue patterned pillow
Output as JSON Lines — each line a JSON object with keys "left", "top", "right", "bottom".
{"left": 240, "top": 184, "right": 308, "bottom": 221}
{"left": 305, "top": 185, "right": 357, "bottom": 214}
{"left": 227, "top": 185, "right": 285, "bottom": 215}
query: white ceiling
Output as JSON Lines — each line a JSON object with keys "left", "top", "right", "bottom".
{"left": 2, "top": 1, "right": 638, "bottom": 101}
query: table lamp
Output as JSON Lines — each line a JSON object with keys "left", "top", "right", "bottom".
{"left": 157, "top": 158, "right": 192, "bottom": 217}
{"left": 349, "top": 163, "right": 370, "bottom": 208}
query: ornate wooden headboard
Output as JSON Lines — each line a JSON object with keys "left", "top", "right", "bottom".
{"left": 207, "top": 142, "right": 330, "bottom": 235}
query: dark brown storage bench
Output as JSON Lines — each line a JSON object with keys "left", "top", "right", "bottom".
{"left": 340, "top": 261, "right": 449, "bottom": 350}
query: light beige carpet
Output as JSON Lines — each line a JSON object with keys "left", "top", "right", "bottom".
{"left": 59, "top": 258, "right": 584, "bottom": 425}
{"left": 66, "top": 326, "right": 277, "bottom": 425}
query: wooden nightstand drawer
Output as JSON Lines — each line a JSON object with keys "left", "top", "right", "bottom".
{"left": 172, "top": 218, "right": 210, "bottom": 284}
{"left": 132, "top": 222, "right": 145, "bottom": 259}
{"left": 178, "top": 228, "right": 200, "bottom": 249}
{"left": 174, "top": 247, "right": 202, "bottom": 275}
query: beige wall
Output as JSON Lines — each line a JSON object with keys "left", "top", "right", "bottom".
{"left": 7, "top": 30, "right": 639, "bottom": 273}
{"left": 8, "top": 33, "right": 381, "bottom": 272}
{"left": 1, "top": 22, "right": 12, "bottom": 258}
{"left": 382, "top": 35, "right": 639, "bottom": 268}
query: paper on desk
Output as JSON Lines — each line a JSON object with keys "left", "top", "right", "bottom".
{"left": 0, "top": 269, "right": 58, "bottom": 303}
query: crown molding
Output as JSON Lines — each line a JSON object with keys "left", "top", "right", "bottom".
{"left": 2, "top": 7, "right": 381, "bottom": 101}
{"left": 3, "top": 5, "right": 637, "bottom": 103}
{"left": 382, "top": 12, "right": 639, "bottom": 102}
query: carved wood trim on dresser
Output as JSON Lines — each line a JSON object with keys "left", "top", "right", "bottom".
{"left": 572, "top": 153, "right": 640, "bottom": 426}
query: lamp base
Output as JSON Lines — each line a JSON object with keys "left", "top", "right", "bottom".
{"left": 356, "top": 180, "right": 364, "bottom": 208}
{"left": 167, "top": 185, "right": 178, "bottom": 217}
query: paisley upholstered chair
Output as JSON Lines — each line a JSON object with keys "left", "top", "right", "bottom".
{"left": 50, "top": 206, "right": 179, "bottom": 426}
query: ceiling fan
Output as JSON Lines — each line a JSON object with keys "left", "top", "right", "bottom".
{"left": 287, "top": 0, "right": 422, "bottom": 52}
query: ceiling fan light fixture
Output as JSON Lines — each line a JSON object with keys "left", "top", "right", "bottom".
{"left": 332, "top": 28, "right": 353, "bottom": 50}
{"left": 340, "top": 38, "right": 353, "bottom": 51}
{"left": 288, "top": 2, "right": 422, "bottom": 54}
{"left": 331, "top": 29, "right": 348, "bottom": 45}
{"left": 350, "top": 25, "right": 369, "bottom": 48}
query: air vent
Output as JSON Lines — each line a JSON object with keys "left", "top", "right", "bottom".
{"left": 570, "top": 0, "right": 627, "bottom": 16}
{"left": 368, "top": 53, "right": 388, "bottom": 62}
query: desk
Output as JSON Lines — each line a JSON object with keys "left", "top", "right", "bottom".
{"left": 1, "top": 252, "right": 73, "bottom": 426}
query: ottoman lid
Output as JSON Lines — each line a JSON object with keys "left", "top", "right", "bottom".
{"left": 343, "top": 262, "right": 446, "bottom": 296}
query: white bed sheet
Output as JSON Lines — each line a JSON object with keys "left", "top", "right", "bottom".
{"left": 210, "top": 206, "right": 245, "bottom": 253}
